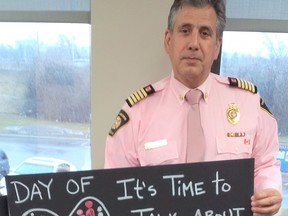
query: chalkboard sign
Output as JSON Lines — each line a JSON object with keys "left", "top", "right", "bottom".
{"left": 5, "top": 159, "right": 254, "bottom": 216}
{"left": 0, "top": 195, "right": 8, "bottom": 215}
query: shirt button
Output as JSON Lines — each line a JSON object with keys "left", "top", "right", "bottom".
{"left": 235, "top": 147, "right": 239, "bottom": 152}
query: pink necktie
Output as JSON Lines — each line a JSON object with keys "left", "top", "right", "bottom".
{"left": 186, "top": 89, "right": 205, "bottom": 163}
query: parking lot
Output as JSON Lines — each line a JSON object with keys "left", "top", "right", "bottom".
{"left": 282, "top": 172, "right": 288, "bottom": 207}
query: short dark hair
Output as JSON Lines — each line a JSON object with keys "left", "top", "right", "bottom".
{"left": 168, "top": 0, "right": 226, "bottom": 38}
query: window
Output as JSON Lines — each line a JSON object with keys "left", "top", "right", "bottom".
{"left": 0, "top": 22, "right": 91, "bottom": 189}
{"left": 0, "top": 0, "right": 91, "bottom": 195}
{"left": 221, "top": 31, "right": 288, "bottom": 215}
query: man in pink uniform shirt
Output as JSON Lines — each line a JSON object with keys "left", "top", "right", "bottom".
{"left": 104, "top": 0, "right": 282, "bottom": 215}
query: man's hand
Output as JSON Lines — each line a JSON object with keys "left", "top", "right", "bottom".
{"left": 251, "top": 188, "right": 282, "bottom": 216}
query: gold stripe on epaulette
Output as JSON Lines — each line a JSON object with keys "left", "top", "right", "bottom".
{"left": 136, "top": 90, "right": 144, "bottom": 99}
{"left": 140, "top": 88, "right": 147, "bottom": 97}
{"left": 248, "top": 81, "right": 252, "bottom": 92}
{"left": 127, "top": 96, "right": 135, "bottom": 106}
{"left": 131, "top": 94, "right": 137, "bottom": 103}
{"left": 251, "top": 82, "right": 256, "bottom": 93}
{"left": 137, "top": 90, "right": 144, "bottom": 98}
{"left": 134, "top": 92, "right": 141, "bottom": 101}
{"left": 228, "top": 77, "right": 257, "bottom": 94}
{"left": 126, "top": 84, "right": 156, "bottom": 107}
{"left": 244, "top": 80, "right": 248, "bottom": 90}
{"left": 239, "top": 79, "right": 243, "bottom": 88}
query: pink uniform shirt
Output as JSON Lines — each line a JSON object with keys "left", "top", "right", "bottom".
{"left": 105, "top": 73, "right": 281, "bottom": 193}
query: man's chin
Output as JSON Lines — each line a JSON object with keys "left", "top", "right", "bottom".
{"left": 182, "top": 67, "right": 202, "bottom": 76}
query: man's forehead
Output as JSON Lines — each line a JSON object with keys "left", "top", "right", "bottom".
{"left": 175, "top": 5, "right": 217, "bottom": 24}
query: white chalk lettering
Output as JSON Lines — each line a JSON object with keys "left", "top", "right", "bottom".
{"left": 66, "top": 179, "right": 80, "bottom": 195}
{"left": 163, "top": 175, "right": 184, "bottom": 196}
{"left": 10, "top": 178, "right": 54, "bottom": 204}
{"left": 163, "top": 174, "right": 206, "bottom": 197}
{"left": 10, "top": 181, "right": 30, "bottom": 204}
{"left": 30, "top": 183, "right": 42, "bottom": 201}
{"left": 134, "top": 179, "right": 146, "bottom": 199}
{"left": 117, "top": 178, "right": 135, "bottom": 200}
{"left": 148, "top": 185, "right": 157, "bottom": 197}
{"left": 37, "top": 179, "right": 53, "bottom": 200}
{"left": 66, "top": 176, "right": 94, "bottom": 195}
{"left": 212, "top": 171, "right": 231, "bottom": 195}
{"left": 80, "top": 176, "right": 94, "bottom": 193}
{"left": 131, "top": 208, "right": 177, "bottom": 216}
{"left": 117, "top": 178, "right": 157, "bottom": 200}
{"left": 131, "top": 208, "right": 155, "bottom": 215}
{"left": 194, "top": 208, "right": 245, "bottom": 216}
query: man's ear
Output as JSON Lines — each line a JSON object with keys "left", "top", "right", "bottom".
{"left": 164, "top": 29, "right": 171, "bottom": 54}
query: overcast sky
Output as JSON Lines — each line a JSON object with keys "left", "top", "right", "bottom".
{"left": 0, "top": 23, "right": 90, "bottom": 47}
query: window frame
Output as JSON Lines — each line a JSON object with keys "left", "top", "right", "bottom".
{"left": 0, "top": 11, "right": 90, "bottom": 23}
{"left": 219, "top": 20, "right": 288, "bottom": 214}
{"left": 0, "top": 0, "right": 92, "bottom": 170}
{"left": 0, "top": 0, "right": 90, "bottom": 23}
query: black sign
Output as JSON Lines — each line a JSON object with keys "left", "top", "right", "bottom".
{"left": 5, "top": 159, "right": 254, "bottom": 216}
{"left": 0, "top": 195, "right": 8, "bottom": 215}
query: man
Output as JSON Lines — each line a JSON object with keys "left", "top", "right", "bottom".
{"left": 104, "top": 0, "right": 282, "bottom": 215}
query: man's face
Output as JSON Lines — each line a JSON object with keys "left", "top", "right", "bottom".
{"left": 164, "top": 5, "right": 222, "bottom": 88}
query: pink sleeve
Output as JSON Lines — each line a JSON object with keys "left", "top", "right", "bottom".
{"left": 104, "top": 106, "right": 140, "bottom": 168}
{"left": 252, "top": 97, "right": 282, "bottom": 193}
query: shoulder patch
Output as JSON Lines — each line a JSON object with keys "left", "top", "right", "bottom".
{"left": 126, "top": 84, "right": 155, "bottom": 107}
{"left": 228, "top": 77, "right": 257, "bottom": 94}
{"left": 109, "top": 109, "right": 129, "bottom": 136}
{"left": 260, "top": 98, "right": 273, "bottom": 117}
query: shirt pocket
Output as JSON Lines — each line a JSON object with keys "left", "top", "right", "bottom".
{"left": 138, "top": 139, "right": 179, "bottom": 166}
{"left": 216, "top": 136, "right": 253, "bottom": 159}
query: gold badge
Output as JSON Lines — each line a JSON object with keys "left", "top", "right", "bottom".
{"left": 226, "top": 103, "right": 240, "bottom": 125}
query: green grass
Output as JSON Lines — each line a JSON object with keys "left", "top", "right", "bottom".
{"left": 279, "top": 136, "right": 288, "bottom": 146}
{"left": 0, "top": 113, "right": 89, "bottom": 133}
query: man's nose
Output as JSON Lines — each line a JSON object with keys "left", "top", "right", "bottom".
{"left": 188, "top": 31, "right": 199, "bottom": 50}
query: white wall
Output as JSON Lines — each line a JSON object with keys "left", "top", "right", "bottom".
{"left": 91, "top": 0, "right": 174, "bottom": 169}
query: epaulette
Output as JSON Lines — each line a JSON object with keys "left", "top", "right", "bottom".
{"left": 228, "top": 77, "right": 257, "bottom": 94}
{"left": 260, "top": 98, "right": 273, "bottom": 117}
{"left": 126, "top": 84, "right": 155, "bottom": 107}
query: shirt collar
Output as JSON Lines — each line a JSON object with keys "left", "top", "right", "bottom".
{"left": 170, "top": 74, "right": 190, "bottom": 105}
{"left": 197, "top": 74, "right": 211, "bottom": 103}
{"left": 170, "top": 72, "right": 212, "bottom": 104}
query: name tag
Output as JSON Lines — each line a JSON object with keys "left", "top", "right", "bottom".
{"left": 144, "top": 139, "right": 168, "bottom": 150}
